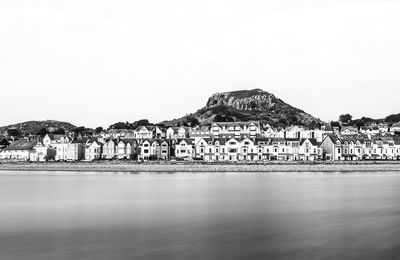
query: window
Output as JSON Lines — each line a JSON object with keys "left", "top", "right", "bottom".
{"left": 244, "top": 141, "right": 249, "bottom": 145}
{"left": 229, "top": 142, "right": 236, "bottom": 145}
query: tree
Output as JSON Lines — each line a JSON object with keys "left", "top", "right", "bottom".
{"left": 7, "top": 128, "right": 20, "bottom": 137}
{"left": 94, "top": 126, "right": 103, "bottom": 134}
{"left": 51, "top": 128, "right": 65, "bottom": 135}
{"left": 37, "top": 127, "right": 49, "bottom": 136}
{"left": 72, "top": 126, "right": 93, "bottom": 136}
{"left": 134, "top": 119, "right": 151, "bottom": 126}
{"left": 214, "top": 114, "right": 234, "bottom": 122}
{"left": 339, "top": 114, "right": 353, "bottom": 124}
{"left": 385, "top": 113, "right": 400, "bottom": 123}
{"left": 186, "top": 116, "right": 200, "bottom": 127}
{"left": 330, "top": 121, "right": 341, "bottom": 130}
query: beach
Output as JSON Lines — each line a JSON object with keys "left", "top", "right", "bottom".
{"left": 1, "top": 161, "right": 400, "bottom": 172}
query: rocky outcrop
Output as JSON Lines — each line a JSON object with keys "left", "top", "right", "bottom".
{"left": 206, "top": 89, "right": 285, "bottom": 111}
{"left": 163, "top": 88, "right": 322, "bottom": 127}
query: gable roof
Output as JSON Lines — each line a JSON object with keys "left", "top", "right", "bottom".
{"left": 45, "top": 134, "right": 65, "bottom": 141}
{"left": 4, "top": 140, "right": 38, "bottom": 150}
{"left": 300, "top": 138, "right": 319, "bottom": 146}
{"left": 177, "top": 138, "right": 194, "bottom": 145}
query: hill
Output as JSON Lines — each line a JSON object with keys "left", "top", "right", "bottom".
{"left": 162, "top": 89, "right": 322, "bottom": 127}
{"left": 0, "top": 120, "right": 77, "bottom": 136}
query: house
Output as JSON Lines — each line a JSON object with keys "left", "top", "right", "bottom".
{"left": 261, "top": 126, "right": 275, "bottom": 138}
{"left": 0, "top": 139, "right": 39, "bottom": 161}
{"left": 321, "top": 134, "right": 343, "bottom": 161}
{"left": 102, "top": 139, "right": 118, "bottom": 159}
{"left": 84, "top": 139, "right": 103, "bottom": 161}
{"left": 150, "top": 139, "right": 170, "bottom": 160}
{"left": 224, "top": 138, "right": 241, "bottom": 161}
{"left": 237, "top": 138, "right": 258, "bottom": 161}
{"left": 116, "top": 139, "right": 138, "bottom": 159}
{"left": 189, "top": 126, "right": 211, "bottom": 139}
{"left": 377, "top": 123, "right": 389, "bottom": 134}
{"left": 29, "top": 141, "right": 56, "bottom": 162}
{"left": 194, "top": 137, "right": 214, "bottom": 160}
{"left": 43, "top": 134, "right": 70, "bottom": 147}
{"left": 138, "top": 139, "right": 169, "bottom": 160}
{"left": 298, "top": 138, "right": 322, "bottom": 161}
{"left": 175, "top": 139, "right": 194, "bottom": 160}
{"left": 390, "top": 122, "right": 400, "bottom": 134}
{"left": 340, "top": 126, "right": 358, "bottom": 136}
{"left": 138, "top": 140, "right": 152, "bottom": 160}
{"left": 166, "top": 127, "right": 177, "bottom": 139}
{"left": 197, "top": 138, "right": 229, "bottom": 162}
{"left": 54, "top": 142, "right": 84, "bottom": 161}
{"left": 211, "top": 122, "right": 260, "bottom": 138}
{"left": 285, "top": 126, "right": 302, "bottom": 139}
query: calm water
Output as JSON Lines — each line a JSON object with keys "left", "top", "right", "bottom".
{"left": 1, "top": 171, "right": 400, "bottom": 260}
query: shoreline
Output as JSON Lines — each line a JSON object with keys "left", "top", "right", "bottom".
{"left": 1, "top": 161, "right": 400, "bottom": 172}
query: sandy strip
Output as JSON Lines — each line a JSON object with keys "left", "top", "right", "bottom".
{"left": 1, "top": 161, "right": 400, "bottom": 172}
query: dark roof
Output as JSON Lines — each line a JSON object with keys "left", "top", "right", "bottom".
{"left": 46, "top": 134, "right": 65, "bottom": 141}
{"left": 74, "top": 138, "right": 89, "bottom": 144}
{"left": 0, "top": 137, "right": 10, "bottom": 146}
{"left": 122, "top": 138, "right": 137, "bottom": 145}
{"left": 87, "top": 137, "right": 100, "bottom": 144}
{"left": 178, "top": 138, "right": 194, "bottom": 145}
{"left": 4, "top": 140, "right": 37, "bottom": 150}
{"left": 300, "top": 138, "right": 319, "bottom": 146}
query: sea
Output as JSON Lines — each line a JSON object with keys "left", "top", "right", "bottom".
{"left": 0, "top": 171, "right": 400, "bottom": 260}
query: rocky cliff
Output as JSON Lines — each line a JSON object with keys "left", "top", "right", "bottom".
{"left": 163, "top": 89, "right": 322, "bottom": 127}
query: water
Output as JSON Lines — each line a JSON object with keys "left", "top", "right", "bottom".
{"left": 0, "top": 171, "right": 400, "bottom": 260}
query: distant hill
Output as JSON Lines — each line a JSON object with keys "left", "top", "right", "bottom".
{"left": 162, "top": 89, "right": 323, "bottom": 127}
{"left": 0, "top": 120, "right": 77, "bottom": 136}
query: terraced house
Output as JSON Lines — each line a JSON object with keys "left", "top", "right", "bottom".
{"left": 193, "top": 137, "right": 322, "bottom": 162}
{"left": 138, "top": 139, "right": 169, "bottom": 160}
{"left": 211, "top": 121, "right": 261, "bottom": 138}
{"left": 0, "top": 139, "right": 55, "bottom": 161}
{"left": 321, "top": 135, "right": 400, "bottom": 161}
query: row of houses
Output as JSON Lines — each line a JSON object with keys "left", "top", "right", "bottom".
{"left": 2, "top": 121, "right": 400, "bottom": 162}
{"left": 0, "top": 135, "right": 140, "bottom": 162}
{"left": 100, "top": 122, "right": 400, "bottom": 143}
{"left": 322, "top": 135, "right": 400, "bottom": 161}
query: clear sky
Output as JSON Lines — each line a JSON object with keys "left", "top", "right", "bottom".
{"left": 1, "top": 0, "right": 400, "bottom": 128}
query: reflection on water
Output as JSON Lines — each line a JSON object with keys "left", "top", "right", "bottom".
{"left": 1, "top": 172, "right": 400, "bottom": 260}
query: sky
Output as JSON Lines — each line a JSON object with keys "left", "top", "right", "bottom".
{"left": 1, "top": 0, "right": 400, "bottom": 128}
